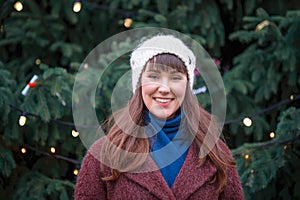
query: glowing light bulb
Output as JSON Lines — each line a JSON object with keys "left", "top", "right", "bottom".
{"left": 124, "top": 18, "right": 132, "bottom": 28}
{"left": 35, "top": 59, "right": 41, "bottom": 65}
{"left": 19, "top": 115, "right": 27, "bottom": 126}
{"left": 290, "top": 95, "right": 294, "bottom": 101}
{"left": 72, "top": 129, "right": 79, "bottom": 137}
{"left": 50, "top": 147, "right": 56, "bottom": 154}
{"left": 243, "top": 117, "right": 252, "bottom": 127}
{"left": 269, "top": 132, "right": 275, "bottom": 139}
{"left": 73, "top": 1, "right": 82, "bottom": 13}
{"left": 21, "top": 147, "right": 26, "bottom": 154}
{"left": 244, "top": 154, "right": 250, "bottom": 160}
{"left": 284, "top": 145, "right": 287, "bottom": 150}
{"left": 255, "top": 20, "right": 270, "bottom": 31}
{"left": 73, "top": 169, "right": 79, "bottom": 175}
{"left": 14, "top": 1, "right": 23, "bottom": 11}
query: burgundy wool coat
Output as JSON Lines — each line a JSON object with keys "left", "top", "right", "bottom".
{"left": 74, "top": 137, "right": 244, "bottom": 200}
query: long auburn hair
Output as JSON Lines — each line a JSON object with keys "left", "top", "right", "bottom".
{"left": 101, "top": 54, "right": 235, "bottom": 193}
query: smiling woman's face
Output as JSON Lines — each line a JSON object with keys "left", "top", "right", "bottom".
{"left": 140, "top": 55, "right": 188, "bottom": 119}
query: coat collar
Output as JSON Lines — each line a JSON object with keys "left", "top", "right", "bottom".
{"left": 124, "top": 142, "right": 217, "bottom": 200}
{"left": 124, "top": 154, "right": 175, "bottom": 199}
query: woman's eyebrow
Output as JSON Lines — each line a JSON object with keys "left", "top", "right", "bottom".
{"left": 146, "top": 69, "right": 161, "bottom": 73}
{"left": 170, "top": 70, "right": 181, "bottom": 74}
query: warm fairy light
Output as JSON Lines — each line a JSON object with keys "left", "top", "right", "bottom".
{"left": 284, "top": 145, "right": 288, "bottom": 150}
{"left": 244, "top": 154, "right": 250, "bottom": 160}
{"left": 124, "top": 18, "right": 133, "bottom": 28}
{"left": 243, "top": 117, "right": 252, "bottom": 127}
{"left": 250, "top": 169, "right": 254, "bottom": 174}
{"left": 73, "top": 169, "right": 79, "bottom": 175}
{"left": 21, "top": 147, "right": 26, "bottom": 154}
{"left": 269, "top": 132, "right": 275, "bottom": 139}
{"left": 73, "top": 1, "right": 82, "bottom": 13}
{"left": 72, "top": 129, "right": 80, "bottom": 137}
{"left": 290, "top": 95, "right": 294, "bottom": 101}
{"left": 14, "top": 1, "right": 23, "bottom": 11}
{"left": 50, "top": 147, "right": 56, "bottom": 154}
{"left": 255, "top": 20, "right": 270, "bottom": 31}
{"left": 35, "top": 59, "right": 41, "bottom": 65}
{"left": 19, "top": 115, "right": 27, "bottom": 126}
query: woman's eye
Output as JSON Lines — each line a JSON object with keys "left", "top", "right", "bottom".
{"left": 148, "top": 75, "right": 158, "bottom": 79}
{"left": 171, "top": 76, "right": 182, "bottom": 80}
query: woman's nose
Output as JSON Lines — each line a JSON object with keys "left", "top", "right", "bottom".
{"left": 158, "top": 81, "right": 170, "bottom": 93}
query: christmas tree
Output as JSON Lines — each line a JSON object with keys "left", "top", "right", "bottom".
{"left": 0, "top": 0, "right": 299, "bottom": 199}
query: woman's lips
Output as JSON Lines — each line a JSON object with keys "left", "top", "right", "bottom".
{"left": 153, "top": 97, "right": 173, "bottom": 106}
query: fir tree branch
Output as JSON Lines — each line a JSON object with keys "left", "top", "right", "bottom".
{"left": 225, "top": 94, "right": 300, "bottom": 124}
{"left": 23, "top": 144, "right": 81, "bottom": 165}
{"left": 9, "top": 94, "right": 300, "bottom": 128}
{"left": 233, "top": 135, "right": 300, "bottom": 157}
{"left": 81, "top": 0, "right": 133, "bottom": 16}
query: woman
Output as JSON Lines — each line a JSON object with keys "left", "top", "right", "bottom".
{"left": 75, "top": 35, "right": 244, "bottom": 199}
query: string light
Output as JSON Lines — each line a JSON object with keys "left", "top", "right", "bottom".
{"left": 9, "top": 94, "right": 300, "bottom": 129}
{"left": 244, "top": 154, "right": 250, "bottom": 159}
{"left": 73, "top": 0, "right": 82, "bottom": 13}
{"left": 23, "top": 144, "right": 81, "bottom": 165}
{"left": 269, "top": 132, "right": 275, "bottom": 139}
{"left": 72, "top": 129, "right": 80, "bottom": 137}
{"left": 73, "top": 169, "right": 79, "bottom": 175}
{"left": 83, "top": 63, "right": 89, "bottom": 70}
{"left": 13, "top": 1, "right": 23, "bottom": 11}
{"left": 243, "top": 117, "right": 252, "bottom": 127}
{"left": 123, "top": 18, "right": 133, "bottom": 28}
{"left": 6, "top": 94, "right": 300, "bottom": 167}
{"left": 255, "top": 20, "right": 271, "bottom": 31}
{"left": 35, "top": 58, "right": 41, "bottom": 65}
{"left": 50, "top": 147, "right": 56, "bottom": 154}
{"left": 19, "top": 134, "right": 300, "bottom": 167}
{"left": 19, "top": 114, "right": 27, "bottom": 126}
{"left": 21, "top": 147, "right": 26, "bottom": 154}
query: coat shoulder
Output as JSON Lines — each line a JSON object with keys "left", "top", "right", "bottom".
{"left": 217, "top": 139, "right": 233, "bottom": 156}
{"left": 217, "top": 140, "right": 245, "bottom": 199}
{"left": 74, "top": 137, "right": 109, "bottom": 199}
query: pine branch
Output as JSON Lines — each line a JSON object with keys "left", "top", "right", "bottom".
{"left": 233, "top": 134, "right": 300, "bottom": 157}
{"left": 23, "top": 144, "right": 81, "bottom": 165}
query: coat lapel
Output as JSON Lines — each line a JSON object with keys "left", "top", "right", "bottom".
{"left": 171, "top": 142, "right": 217, "bottom": 200}
{"left": 124, "top": 155, "right": 176, "bottom": 199}
{"left": 124, "top": 142, "right": 217, "bottom": 200}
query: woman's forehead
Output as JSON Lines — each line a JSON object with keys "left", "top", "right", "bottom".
{"left": 145, "top": 64, "right": 181, "bottom": 73}
{"left": 142, "top": 54, "right": 188, "bottom": 74}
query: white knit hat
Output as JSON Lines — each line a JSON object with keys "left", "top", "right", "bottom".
{"left": 130, "top": 35, "right": 196, "bottom": 92}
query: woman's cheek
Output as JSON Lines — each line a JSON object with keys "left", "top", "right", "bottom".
{"left": 141, "top": 81, "right": 157, "bottom": 93}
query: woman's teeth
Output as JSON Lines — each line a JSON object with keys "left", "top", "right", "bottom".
{"left": 155, "top": 98, "right": 171, "bottom": 103}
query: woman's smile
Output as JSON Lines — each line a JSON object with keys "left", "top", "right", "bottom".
{"left": 141, "top": 64, "right": 187, "bottom": 119}
{"left": 153, "top": 97, "right": 173, "bottom": 105}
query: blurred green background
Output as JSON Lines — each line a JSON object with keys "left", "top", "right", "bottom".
{"left": 0, "top": 0, "right": 299, "bottom": 199}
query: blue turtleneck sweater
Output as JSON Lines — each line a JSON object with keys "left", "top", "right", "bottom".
{"left": 145, "top": 110, "right": 191, "bottom": 188}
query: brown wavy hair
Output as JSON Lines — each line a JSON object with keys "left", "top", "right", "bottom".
{"left": 101, "top": 54, "right": 235, "bottom": 193}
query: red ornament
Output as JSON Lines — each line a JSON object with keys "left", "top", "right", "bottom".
{"left": 194, "top": 67, "right": 200, "bottom": 76}
{"left": 28, "top": 81, "right": 36, "bottom": 87}
{"left": 213, "top": 58, "right": 221, "bottom": 65}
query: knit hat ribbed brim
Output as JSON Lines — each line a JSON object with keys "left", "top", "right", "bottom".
{"left": 130, "top": 35, "right": 196, "bottom": 92}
